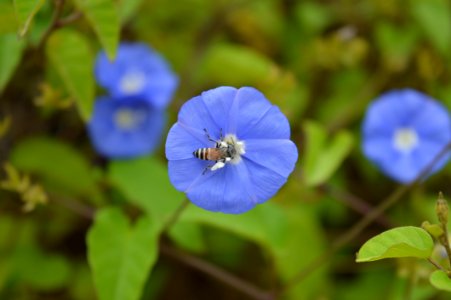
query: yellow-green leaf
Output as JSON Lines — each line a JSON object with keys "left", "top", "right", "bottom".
{"left": 46, "top": 29, "right": 94, "bottom": 121}
{"left": 13, "top": 0, "right": 45, "bottom": 37}
{"left": 74, "top": 0, "right": 119, "bottom": 59}
{"left": 356, "top": 226, "right": 434, "bottom": 262}
{"left": 430, "top": 270, "right": 451, "bottom": 292}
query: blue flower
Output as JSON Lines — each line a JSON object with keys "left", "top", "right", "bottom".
{"left": 362, "top": 89, "right": 451, "bottom": 183}
{"left": 88, "top": 96, "right": 165, "bottom": 158}
{"left": 95, "top": 43, "right": 178, "bottom": 109}
{"left": 165, "top": 86, "right": 298, "bottom": 214}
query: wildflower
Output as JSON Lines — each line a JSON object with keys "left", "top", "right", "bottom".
{"left": 94, "top": 43, "right": 178, "bottom": 109}
{"left": 362, "top": 89, "right": 451, "bottom": 183}
{"left": 88, "top": 96, "right": 165, "bottom": 158}
{"left": 165, "top": 86, "right": 298, "bottom": 214}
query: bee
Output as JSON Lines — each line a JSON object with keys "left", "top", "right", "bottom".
{"left": 193, "top": 128, "right": 237, "bottom": 174}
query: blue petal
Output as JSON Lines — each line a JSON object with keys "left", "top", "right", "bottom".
{"left": 186, "top": 167, "right": 226, "bottom": 212}
{"left": 362, "top": 135, "right": 397, "bottom": 166}
{"left": 168, "top": 158, "right": 209, "bottom": 192}
{"left": 201, "top": 86, "right": 238, "bottom": 134}
{"left": 239, "top": 105, "right": 290, "bottom": 140}
{"left": 234, "top": 87, "right": 272, "bottom": 136}
{"left": 95, "top": 43, "right": 178, "bottom": 108}
{"left": 145, "top": 72, "right": 179, "bottom": 109}
{"left": 412, "top": 139, "right": 450, "bottom": 177}
{"left": 88, "top": 97, "right": 164, "bottom": 158}
{"left": 412, "top": 100, "right": 451, "bottom": 142}
{"left": 181, "top": 163, "right": 257, "bottom": 214}
{"left": 242, "top": 139, "right": 298, "bottom": 178}
{"left": 178, "top": 96, "right": 222, "bottom": 140}
{"left": 166, "top": 123, "right": 209, "bottom": 160}
{"left": 242, "top": 159, "right": 287, "bottom": 204}
{"left": 221, "top": 163, "right": 256, "bottom": 213}
{"left": 381, "top": 154, "right": 418, "bottom": 183}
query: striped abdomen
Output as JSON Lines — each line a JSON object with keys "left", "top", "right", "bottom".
{"left": 193, "top": 148, "right": 223, "bottom": 161}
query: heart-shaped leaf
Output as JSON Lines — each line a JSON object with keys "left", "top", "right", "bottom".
{"left": 356, "top": 226, "right": 434, "bottom": 262}
{"left": 74, "top": 0, "right": 119, "bottom": 59}
{"left": 46, "top": 29, "right": 94, "bottom": 121}
{"left": 430, "top": 270, "right": 451, "bottom": 292}
{"left": 87, "top": 207, "right": 159, "bottom": 300}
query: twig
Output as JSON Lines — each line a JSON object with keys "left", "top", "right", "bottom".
{"left": 279, "top": 142, "right": 451, "bottom": 295}
{"left": 428, "top": 258, "right": 445, "bottom": 272}
{"left": 50, "top": 193, "right": 95, "bottom": 220}
{"left": 161, "top": 198, "right": 190, "bottom": 232}
{"left": 56, "top": 11, "right": 83, "bottom": 27}
{"left": 160, "top": 243, "right": 275, "bottom": 300}
{"left": 319, "top": 184, "right": 393, "bottom": 228}
{"left": 38, "top": 0, "right": 66, "bottom": 49}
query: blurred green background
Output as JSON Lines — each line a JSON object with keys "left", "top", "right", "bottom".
{"left": 1, "top": 0, "right": 451, "bottom": 299}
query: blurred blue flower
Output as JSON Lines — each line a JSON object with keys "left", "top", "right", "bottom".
{"left": 165, "top": 86, "right": 298, "bottom": 214}
{"left": 362, "top": 89, "right": 451, "bottom": 183}
{"left": 95, "top": 43, "right": 178, "bottom": 109}
{"left": 88, "top": 96, "right": 165, "bottom": 158}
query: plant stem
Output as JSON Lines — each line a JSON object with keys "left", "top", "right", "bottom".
{"left": 160, "top": 243, "right": 274, "bottom": 300}
{"left": 161, "top": 198, "right": 190, "bottom": 232}
{"left": 279, "top": 142, "right": 451, "bottom": 295}
{"left": 38, "top": 0, "right": 66, "bottom": 49}
{"left": 319, "top": 184, "right": 393, "bottom": 228}
{"left": 427, "top": 258, "right": 445, "bottom": 271}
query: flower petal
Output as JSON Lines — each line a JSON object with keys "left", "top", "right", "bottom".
{"left": 242, "top": 139, "right": 298, "bottom": 178}
{"left": 168, "top": 158, "right": 209, "bottom": 192}
{"left": 221, "top": 163, "right": 256, "bottom": 213}
{"left": 178, "top": 96, "right": 221, "bottom": 139}
{"left": 239, "top": 105, "right": 290, "bottom": 140}
{"left": 88, "top": 97, "right": 164, "bottom": 158}
{"left": 362, "top": 135, "right": 397, "bottom": 165}
{"left": 185, "top": 168, "right": 226, "bottom": 212}
{"left": 234, "top": 87, "right": 272, "bottom": 136}
{"left": 201, "top": 86, "right": 238, "bottom": 133}
{"left": 243, "top": 159, "right": 287, "bottom": 204}
{"left": 166, "top": 123, "right": 208, "bottom": 160}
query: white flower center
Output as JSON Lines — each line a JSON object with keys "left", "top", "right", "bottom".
{"left": 393, "top": 127, "right": 419, "bottom": 153}
{"left": 223, "top": 134, "right": 245, "bottom": 164}
{"left": 114, "top": 108, "right": 147, "bottom": 130}
{"left": 119, "top": 71, "right": 146, "bottom": 94}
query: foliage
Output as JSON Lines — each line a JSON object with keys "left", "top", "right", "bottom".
{"left": 1, "top": 0, "right": 451, "bottom": 299}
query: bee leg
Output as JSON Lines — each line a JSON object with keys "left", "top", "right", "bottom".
{"left": 203, "top": 128, "right": 217, "bottom": 143}
{"left": 202, "top": 165, "right": 211, "bottom": 175}
{"left": 219, "top": 128, "right": 223, "bottom": 140}
{"left": 211, "top": 160, "right": 225, "bottom": 171}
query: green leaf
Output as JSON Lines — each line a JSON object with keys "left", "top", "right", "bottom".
{"left": 13, "top": 0, "right": 45, "bottom": 36}
{"left": 356, "top": 226, "right": 434, "bottom": 262}
{"left": 0, "top": 2, "right": 18, "bottom": 34}
{"left": 74, "top": 0, "right": 119, "bottom": 59}
{"left": 87, "top": 207, "right": 159, "bottom": 300}
{"left": 411, "top": 0, "right": 451, "bottom": 56}
{"left": 179, "top": 202, "right": 328, "bottom": 299}
{"left": 197, "top": 43, "right": 274, "bottom": 86}
{"left": 12, "top": 246, "right": 71, "bottom": 291}
{"left": 0, "top": 33, "right": 25, "bottom": 92}
{"left": 169, "top": 222, "right": 206, "bottom": 253}
{"left": 430, "top": 270, "right": 451, "bottom": 292}
{"left": 179, "top": 202, "right": 288, "bottom": 248}
{"left": 10, "top": 136, "right": 102, "bottom": 202}
{"left": 303, "top": 121, "right": 354, "bottom": 186}
{"left": 374, "top": 22, "right": 418, "bottom": 70}
{"left": 118, "top": 0, "right": 144, "bottom": 24}
{"left": 46, "top": 29, "right": 94, "bottom": 121}
{"left": 108, "top": 156, "right": 184, "bottom": 228}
